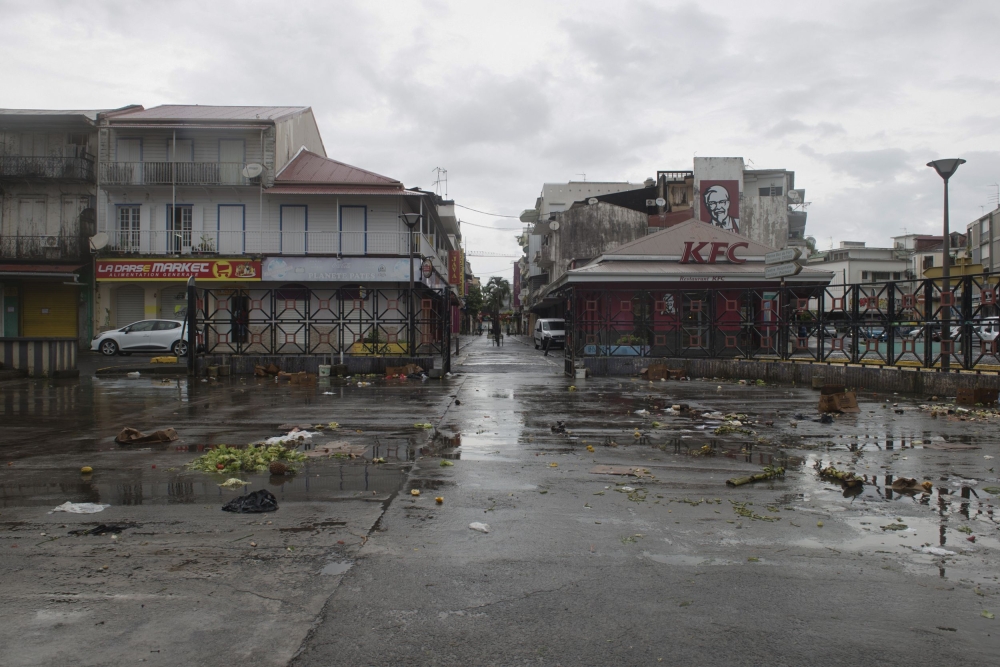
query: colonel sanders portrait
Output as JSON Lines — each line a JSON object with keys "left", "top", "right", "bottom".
{"left": 701, "top": 183, "right": 740, "bottom": 234}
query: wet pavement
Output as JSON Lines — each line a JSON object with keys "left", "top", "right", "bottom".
{"left": 2, "top": 336, "right": 999, "bottom": 665}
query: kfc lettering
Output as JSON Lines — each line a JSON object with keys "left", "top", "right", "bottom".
{"left": 680, "top": 241, "right": 748, "bottom": 264}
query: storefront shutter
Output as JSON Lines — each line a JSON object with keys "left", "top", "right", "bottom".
{"left": 116, "top": 285, "right": 145, "bottom": 327}
{"left": 22, "top": 284, "right": 78, "bottom": 337}
{"left": 159, "top": 286, "right": 188, "bottom": 320}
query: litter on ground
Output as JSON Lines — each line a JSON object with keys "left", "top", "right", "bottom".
{"left": 50, "top": 502, "right": 109, "bottom": 514}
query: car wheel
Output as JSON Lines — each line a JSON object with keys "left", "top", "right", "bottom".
{"left": 534, "top": 341, "right": 539, "bottom": 349}
{"left": 99, "top": 339, "right": 119, "bottom": 356}
{"left": 172, "top": 340, "right": 189, "bottom": 357}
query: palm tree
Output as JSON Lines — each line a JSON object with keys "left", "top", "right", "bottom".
{"left": 484, "top": 277, "right": 511, "bottom": 342}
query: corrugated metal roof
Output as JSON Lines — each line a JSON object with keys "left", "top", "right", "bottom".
{"left": 606, "top": 219, "right": 776, "bottom": 257}
{"left": 275, "top": 149, "right": 401, "bottom": 186}
{"left": 571, "top": 261, "right": 831, "bottom": 277}
{"left": 111, "top": 105, "right": 309, "bottom": 122}
{"left": 0, "top": 109, "right": 108, "bottom": 121}
{"left": 266, "top": 185, "right": 418, "bottom": 196}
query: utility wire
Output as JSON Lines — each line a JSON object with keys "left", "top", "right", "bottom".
{"left": 455, "top": 203, "right": 522, "bottom": 218}
{"left": 461, "top": 219, "right": 524, "bottom": 231}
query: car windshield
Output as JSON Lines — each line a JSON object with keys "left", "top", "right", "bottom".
{"left": 547, "top": 321, "right": 564, "bottom": 331}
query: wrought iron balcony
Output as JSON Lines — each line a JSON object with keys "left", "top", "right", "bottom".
{"left": 0, "top": 235, "right": 85, "bottom": 260}
{"left": 0, "top": 155, "right": 95, "bottom": 182}
{"left": 100, "top": 229, "right": 416, "bottom": 256}
{"left": 99, "top": 162, "right": 258, "bottom": 186}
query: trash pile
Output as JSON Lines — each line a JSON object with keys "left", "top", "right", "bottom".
{"left": 115, "top": 427, "right": 179, "bottom": 445}
{"left": 187, "top": 440, "right": 307, "bottom": 474}
{"left": 222, "top": 489, "right": 278, "bottom": 513}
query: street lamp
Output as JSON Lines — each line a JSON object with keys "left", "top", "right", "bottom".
{"left": 399, "top": 212, "right": 423, "bottom": 357}
{"left": 927, "top": 158, "right": 965, "bottom": 371}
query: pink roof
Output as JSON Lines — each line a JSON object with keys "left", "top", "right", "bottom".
{"left": 111, "top": 105, "right": 309, "bottom": 122}
{"left": 605, "top": 218, "right": 775, "bottom": 258}
{"left": 266, "top": 185, "right": 418, "bottom": 196}
{"left": 274, "top": 149, "right": 401, "bottom": 187}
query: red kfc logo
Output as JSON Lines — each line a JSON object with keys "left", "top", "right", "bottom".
{"left": 681, "top": 241, "right": 748, "bottom": 264}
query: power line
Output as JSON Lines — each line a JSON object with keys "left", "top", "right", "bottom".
{"left": 455, "top": 203, "right": 522, "bottom": 218}
{"left": 460, "top": 219, "right": 524, "bottom": 231}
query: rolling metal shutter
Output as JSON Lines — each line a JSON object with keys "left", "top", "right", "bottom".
{"left": 159, "top": 285, "right": 188, "bottom": 320}
{"left": 22, "top": 284, "right": 78, "bottom": 337}
{"left": 116, "top": 285, "right": 145, "bottom": 327}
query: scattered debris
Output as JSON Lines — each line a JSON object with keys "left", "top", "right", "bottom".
{"left": 187, "top": 443, "right": 306, "bottom": 474}
{"left": 269, "top": 460, "right": 293, "bottom": 475}
{"left": 414, "top": 423, "right": 433, "bottom": 429}
{"left": 68, "top": 523, "right": 137, "bottom": 536}
{"left": 589, "top": 465, "right": 650, "bottom": 477}
{"left": 219, "top": 478, "right": 248, "bottom": 489}
{"left": 817, "top": 464, "right": 864, "bottom": 488}
{"left": 150, "top": 356, "right": 178, "bottom": 364}
{"left": 726, "top": 466, "right": 785, "bottom": 487}
{"left": 551, "top": 421, "right": 567, "bottom": 434}
{"left": 115, "top": 427, "right": 179, "bottom": 445}
{"left": 126, "top": 371, "right": 141, "bottom": 379}
{"left": 410, "top": 489, "right": 421, "bottom": 496}
{"left": 983, "top": 610, "right": 995, "bottom": 619}
{"left": 222, "top": 489, "right": 278, "bottom": 513}
{"left": 818, "top": 388, "right": 860, "bottom": 413}
{"left": 80, "top": 466, "right": 93, "bottom": 474}
{"left": 469, "top": 522, "right": 490, "bottom": 533}
{"left": 435, "top": 497, "right": 444, "bottom": 504}
{"left": 921, "top": 546, "right": 956, "bottom": 557}
{"left": 881, "top": 523, "right": 908, "bottom": 531}
{"left": 50, "top": 502, "right": 109, "bottom": 514}
{"left": 890, "top": 478, "right": 933, "bottom": 493}
{"left": 730, "top": 500, "right": 780, "bottom": 522}
{"left": 440, "top": 459, "right": 454, "bottom": 467}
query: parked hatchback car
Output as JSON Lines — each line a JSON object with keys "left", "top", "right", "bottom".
{"left": 92, "top": 319, "right": 189, "bottom": 356}
{"left": 533, "top": 318, "right": 565, "bottom": 350}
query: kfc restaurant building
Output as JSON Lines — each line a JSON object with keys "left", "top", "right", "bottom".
{"left": 544, "top": 219, "right": 834, "bottom": 361}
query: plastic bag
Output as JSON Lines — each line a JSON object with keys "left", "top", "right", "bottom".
{"left": 222, "top": 489, "right": 278, "bottom": 513}
{"left": 50, "top": 502, "right": 109, "bottom": 514}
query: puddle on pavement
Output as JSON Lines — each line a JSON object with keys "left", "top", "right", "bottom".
{"left": 320, "top": 560, "right": 353, "bottom": 576}
{"left": 0, "top": 459, "right": 411, "bottom": 509}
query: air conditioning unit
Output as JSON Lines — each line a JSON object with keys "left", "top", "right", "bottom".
{"left": 44, "top": 236, "right": 59, "bottom": 247}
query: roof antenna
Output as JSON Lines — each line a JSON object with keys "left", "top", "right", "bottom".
{"left": 576, "top": 173, "right": 586, "bottom": 182}
{"left": 432, "top": 167, "right": 448, "bottom": 198}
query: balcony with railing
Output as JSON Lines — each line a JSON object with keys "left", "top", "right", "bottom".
{"left": 0, "top": 155, "right": 95, "bottom": 182}
{"left": 0, "top": 235, "right": 85, "bottom": 260}
{"left": 99, "top": 162, "right": 257, "bottom": 186}
{"left": 101, "top": 229, "right": 420, "bottom": 256}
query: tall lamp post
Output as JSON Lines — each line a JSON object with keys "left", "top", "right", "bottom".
{"left": 927, "top": 158, "right": 966, "bottom": 372}
{"left": 399, "top": 212, "right": 423, "bottom": 357}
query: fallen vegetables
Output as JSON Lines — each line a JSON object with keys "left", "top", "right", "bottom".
{"left": 219, "top": 478, "right": 248, "bottom": 489}
{"left": 726, "top": 466, "right": 785, "bottom": 487}
{"left": 817, "top": 464, "right": 864, "bottom": 488}
{"left": 730, "top": 500, "right": 780, "bottom": 522}
{"left": 439, "top": 459, "right": 454, "bottom": 467}
{"left": 187, "top": 444, "right": 307, "bottom": 474}
{"left": 413, "top": 423, "right": 433, "bottom": 429}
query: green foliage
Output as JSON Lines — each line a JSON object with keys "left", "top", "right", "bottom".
{"left": 187, "top": 444, "right": 307, "bottom": 474}
{"left": 484, "top": 276, "right": 512, "bottom": 317}
{"left": 464, "top": 283, "right": 484, "bottom": 318}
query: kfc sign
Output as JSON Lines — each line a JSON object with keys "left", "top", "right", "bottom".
{"left": 680, "top": 241, "right": 749, "bottom": 264}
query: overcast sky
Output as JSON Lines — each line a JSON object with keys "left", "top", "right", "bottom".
{"left": 3, "top": 0, "right": 999, "bottom": 278}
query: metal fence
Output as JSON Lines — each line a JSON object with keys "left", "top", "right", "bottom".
{"left": 198, "top": 285, "right": 451, "bottom": 358}
{"left": 100, "top": 161, "right": 257, "bottom": 186}
{"left": 563, "top": 273, "right": 1000, "bottom": 370}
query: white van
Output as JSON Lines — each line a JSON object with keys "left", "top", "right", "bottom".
{"left": 533, "top": 319, "right": 565, "bottom": 350}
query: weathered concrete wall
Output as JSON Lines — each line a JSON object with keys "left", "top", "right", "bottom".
{"left": 550, "top": 202, "right": 648, "bottom": 284}
{"left": 740, "top": 172, "right": 791, "bottom": 250}
{"left": 579, "top": 355, "right": 1000, "bottom": 397}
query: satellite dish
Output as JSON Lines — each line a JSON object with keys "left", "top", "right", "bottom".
{"left": 242, "top": 163, "right": 264, "bottom": 179}
{"left": 90, "top": 232, "right": 109, "bottom": 251}
{"left": 549, "top": 221, "right": 560, "bottom": 231}
{"left": 587, "top": 197, "right": 598, "bottom": 205}
{"left": 787, "top": 189, "right": 803, "bottom": 203}
{"left": 655, "top": 197, "right": 666, "bottom": 207}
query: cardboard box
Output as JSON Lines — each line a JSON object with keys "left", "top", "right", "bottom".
{"left": 956, "top": 388, "right": 1000, "bottom": 405}
{"left": 818, "top": 391, "right": 860, "bottom": 413}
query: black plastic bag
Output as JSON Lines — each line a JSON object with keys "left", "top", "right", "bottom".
{"left": 222, "top": 489, "right": 278, "bottom": 513}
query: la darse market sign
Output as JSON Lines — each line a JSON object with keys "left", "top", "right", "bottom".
{"left": 96, "top": 259, "right": 261, "bottom": 281}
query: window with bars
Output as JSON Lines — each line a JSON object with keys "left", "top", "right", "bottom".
{"left": 117, "top": 206, "right": 140, "bottom": 251}
{"left": 167, "top": 205, "right": 192, "bottom": 253}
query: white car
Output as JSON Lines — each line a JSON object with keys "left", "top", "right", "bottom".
{"left": 92, "top": 319, "right": 189, "bottom": 356}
